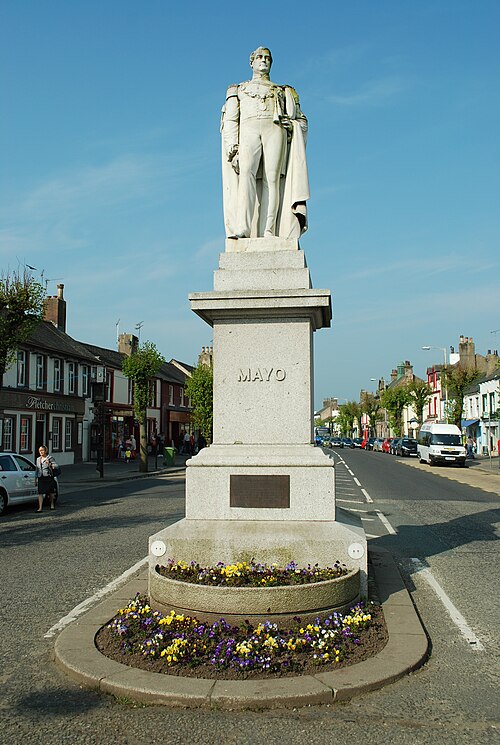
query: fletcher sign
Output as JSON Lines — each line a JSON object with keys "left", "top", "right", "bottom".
{"left": 238, "top": 368, "right": 286, "bottom": 382}
{"left": 26, "top": 396, "right": 72, "bottom": 412}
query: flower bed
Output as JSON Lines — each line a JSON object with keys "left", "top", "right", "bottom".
{"left": 157, "top": 559, "right": 348, "bottom": 586}
{"left": 96, "top": 594, "right": 387, "bottom": 679}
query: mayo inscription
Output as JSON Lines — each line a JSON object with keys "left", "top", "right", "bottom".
{"left": 238, "top": 367, "right": 286, "bottom": 382}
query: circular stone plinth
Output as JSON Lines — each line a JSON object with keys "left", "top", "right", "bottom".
{"left": 149, "top": 566, "right": 360, "bottom": 623}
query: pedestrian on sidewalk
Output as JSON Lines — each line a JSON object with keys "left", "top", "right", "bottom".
{"left": 35, "top": 445, "right": 58, "bottom": 512}
{"left": 466, "top": 436, "right": 475, "bottom": 459}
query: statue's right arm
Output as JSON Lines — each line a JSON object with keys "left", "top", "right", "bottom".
{"left": 221, "top": 85, "right": 239, "bottom": 161}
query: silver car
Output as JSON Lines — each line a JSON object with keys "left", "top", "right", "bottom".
{"left": 0, "top": 452, "right": 59, "bottom": 514}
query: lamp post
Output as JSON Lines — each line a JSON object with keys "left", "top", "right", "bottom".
{"left": 422, "top": 346, "right": 448, "bottom": 423}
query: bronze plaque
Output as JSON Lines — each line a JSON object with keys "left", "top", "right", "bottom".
{"left": 230, "top": 475, "right": 290, "bottom": 508}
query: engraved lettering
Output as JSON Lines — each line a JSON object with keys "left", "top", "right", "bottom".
{"left": 237, "top": 368, "right": 287, "bottom": 382}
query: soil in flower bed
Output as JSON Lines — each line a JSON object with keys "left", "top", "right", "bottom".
{"left": 95, "top": 603, "right": 388, "bottom": 681}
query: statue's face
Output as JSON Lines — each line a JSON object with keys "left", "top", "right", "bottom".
{"left": 251, "top": 49, "right": 272, "bottom": 75}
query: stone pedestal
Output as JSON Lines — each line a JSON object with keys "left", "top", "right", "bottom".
{"left": 149, "top": 238, "right": 368, "bottom": 603}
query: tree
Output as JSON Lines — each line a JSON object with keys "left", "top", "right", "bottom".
{"left": 442, "top": 364, "right": 481, "bottom": 429}
{"left": 406, "top": 380, "right": 433, "bottom": 427}
{"left": 381, "top": 386, "right": 411, "bottom": 436}
{"left": 338, "top": 401, "right": 361, "bottom": 437}
{"left": 360, "top": 393, "right": 383, "bottom": 436}
{"left": 186, "top": 362, "right": 213, "bottom": 444}
{"left": 122, "top": 341, "right": 165, "bottom": 472}
{"left": 0, "top": 269, "right": 45, "bottom": 386}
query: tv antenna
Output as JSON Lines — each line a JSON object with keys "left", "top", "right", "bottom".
{"left": 44, "top": 277, "right": 64, "bottom": 292}
{"left": 135, "top": 321, "right": 144, "bottom": 343}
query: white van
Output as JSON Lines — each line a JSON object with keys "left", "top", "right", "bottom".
{"left": 417, "top": 423, "right": 466, "bottom": 467}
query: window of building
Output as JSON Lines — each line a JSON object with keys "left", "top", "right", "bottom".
{"left": 68, "top": 362, "right": 76, "bottom": 394}
{"left": 482, "top": 394, "right": 488, "bottom": 414}
{"left": 52, "top": 418, "right": 62, "bottom": 451}
{"left": 2, "top": 417, "right": 14, "bottom": 451}
{"left": 65, "top": 419, "right": 73, "bottom": 450}
{"left": 36, "top": 354, "right": 46, "bottom": 390}
{"left": 489, "top": 392, "right": 496, "bottom": 416}
{"left": 20, "top": 416, "right": 31, "bottom": 452}
{"left": 17, "top": 350, "right": 28, "bottom": 387}
{"left": 169, "top": 384, "right": 174, "bottom": 405}
{"left": 81, "top": 365, "right": 90, "bottom": 397}
{"left": 53, "top": 358, "right": 62, "bottom": 392}
{"left": 128, "top": 378, "right": 133, "bottom": 405}
{"left": 180, "top": 387, "right": 185, "bottom": 407}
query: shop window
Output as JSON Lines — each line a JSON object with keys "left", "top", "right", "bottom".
{"left": 53, "top": 358, "right": 62, "bottom": 392}
{"left": 17, "top": 350, "right": 28, "bottom": 387}
{"left": 65, "top": 419, "right": 73, "bottom": 450}
{"left": 36, "top": 354, "right": 47, "bottom": 390}
{"left": 52, "top": 418, "right": 62, "bottom": 451}
{"left": 2, "top": 417, "right": 14, "bottom": 451}
{"left": 20, "top": 417, "right": 31, "bottom": 452}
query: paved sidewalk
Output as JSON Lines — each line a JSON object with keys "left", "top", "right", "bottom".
{"left": 60, "top": 453, "right": 190, "bottom": 485}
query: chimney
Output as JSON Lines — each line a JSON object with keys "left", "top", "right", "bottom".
{"left": 118, "top": 333, "right": 139, "bottom": 356}
{"left": 198, "top": 345, "right": 213, "bottom": 367}
{"left": 391, "top": 369, "right": 397, "bottom": 382}
{"left": 43, "top": 283, "right": 66, "bottom": 332}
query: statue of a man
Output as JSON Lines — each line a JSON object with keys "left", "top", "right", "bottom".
{"left": 221, "top": 47, "right": 309, "bottom": 241}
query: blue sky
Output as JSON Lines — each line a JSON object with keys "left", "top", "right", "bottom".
{"left": 1, "top": 0, "right": 499, "bottom": 408}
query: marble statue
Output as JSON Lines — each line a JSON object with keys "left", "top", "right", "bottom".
{"left": 221, "top": 47, "right": 309, "bottom": 241}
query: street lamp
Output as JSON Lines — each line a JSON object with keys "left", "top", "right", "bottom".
{"left": 422, "top": 345, "right": 448, "bottom": 423}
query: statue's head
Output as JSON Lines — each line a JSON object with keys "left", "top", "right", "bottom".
{"left": 249, "top": 47, "right": 272, "bottom": 70}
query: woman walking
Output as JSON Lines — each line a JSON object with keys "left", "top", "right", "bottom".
{"left": 35, "top": 445, "right": 58, "bottom": 512}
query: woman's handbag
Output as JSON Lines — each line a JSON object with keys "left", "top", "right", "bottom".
{"left": 51, "top": 464, "right": 62, "bottom": 477}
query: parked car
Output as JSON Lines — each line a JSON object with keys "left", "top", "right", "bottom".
{"left": 341, "top": 438, "right": 355, "bottom": 449}
{"left": 330, "top": 437, "right": 344, "bottom": 448}
{"left": 382, "top": 438, "right": 393, "bottom": 454}
{"left": 390, "top": 438, "right": 401, "bottom": 455}
{"left": 395, "top": 438, "right": 418, "bottom": 457}
{"left": 0, "top": 452, "right": 59, "bottom": 515}
{"left": 372, "top": 438, "right": 385, "bottom": 452}
{"left": 353, "top": 438, "right": 363, "bottom": 448}
{"left": 364, "top": 437, "right": 376, "bottom": 451}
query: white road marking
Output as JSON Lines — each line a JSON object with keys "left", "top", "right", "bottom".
{"left": 374, "top": 509, "right": 397, "bottom": 535}
{"left": 337, "top": 498, "right": 366, "bottom": 504}
{"left": 410, "top": 558, "right": 485, "bottom": 651}
{"left": 365, "top": 533, "right": 379, "bottom": 539}
{"left": 361, "top": 488, "right": 374, "bottom": 503}
{"left": 44, "top": 556, "right": 148, "bottom": 638}
{"left": 353, "top": 477, "right": 361, "bottom": 486}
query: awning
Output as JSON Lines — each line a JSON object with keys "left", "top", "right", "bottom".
{"left": 461, "top": 419, "right": 479, "bottom": 428}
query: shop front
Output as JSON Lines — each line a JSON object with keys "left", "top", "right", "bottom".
{"left": 0, "top": 389, "right": 85, "bottom": 464}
